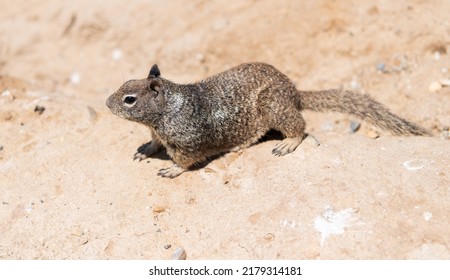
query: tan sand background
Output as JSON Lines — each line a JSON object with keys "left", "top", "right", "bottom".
{"left": 0, "top": 0, "right": 449, "bottom": 259}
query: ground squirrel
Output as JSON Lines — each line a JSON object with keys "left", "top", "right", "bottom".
{"left": 106, "top": 62, "right": 430, "bottom": 178}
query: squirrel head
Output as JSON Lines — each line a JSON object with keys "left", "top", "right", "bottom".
{"left": 106, "top": 64, "right": 166, "bottom": 125}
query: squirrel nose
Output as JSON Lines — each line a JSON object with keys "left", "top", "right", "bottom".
{"left": 105, "top": 95, "right": 112, "bottom": 108}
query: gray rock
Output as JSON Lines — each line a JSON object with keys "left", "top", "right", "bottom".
{"left": 349, "top": 121, "right": 361, "bottom": 133}
{"left": 171, "top": 247, "right": 187, "bottom": 260}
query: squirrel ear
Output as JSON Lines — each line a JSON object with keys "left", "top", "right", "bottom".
{"left": 148, "top": 64, "right": 161, "bottom": 78}
{"left": 149, "top": 79, "right": 162, "bottom": 93}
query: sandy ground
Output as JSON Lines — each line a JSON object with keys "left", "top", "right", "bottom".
{"left": 0, "top": 0, "right": 449, "bottom": 259}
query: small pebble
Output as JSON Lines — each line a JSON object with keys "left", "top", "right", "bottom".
{"left": 350, "top": 79, "right": 361, "bottom": 89}
{"left": 423, "top": 212, "right": 433, "bottom": 221}
{"left": 0, "top": 145, "right": 3, "bottom": 151}
{"left": 1, "top": 90, "right": 15, "bottom": 104}
{"left": 366, "top": 130, "right": 379, "bottom": 139}
{"left": 70, "top": 71, "right": 81, "bottom": 85}
{"left": 34, "top": 105, "right": 45, "bottom": 115}
{"left": 195, "top": 52, "right": 205, "bottom": 63}
{"left": 349, "top": 121, "right": 361, "bottom": 133}
{"left": 433, "top": 51, "right": 441, "bottom": 61}
{"left": 111, "top": 48, "right": 123, "bottom": 61}
{"left": 152, "top": 205, "right": 166, "bottom": 213}
{"left": 203, "top": 167, "right": 216, "bottom": 173}
{"left": 171, "top": 247, "right": 187, "bottom": 260}
{"left": 163, "top": 244, "right": 172, "bottom": 250}
{"left": 264, "top": 233, "right": 275, "bottom": 241}
{"left": 441, "top": 126, "right": 449, "bottom": 140}
{"left": 428, "top": 81, "right": 442, "bottom": 92}
{"left": 401, "top": 159, "right": 427, "bottom": 171}
{"left": 376, "top": 63, "right": 387, "bottom": 73}
{"left": 86, "top": 106, "right": 97, "bottom": 121}
{"left": 439, "top": 78, "right": 450, "bottom": 87}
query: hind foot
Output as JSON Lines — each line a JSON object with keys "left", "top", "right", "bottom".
{"left": 272, "top": 134, "right": 320, "bottom": 156}
{"left": 272, "top": 137, "right": 303, "bottom": 156}
{"left": 157, "top": 164, "right": 186, "bottom": 178}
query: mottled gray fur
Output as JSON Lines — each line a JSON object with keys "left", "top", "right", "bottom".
{"left": 106, "top": 62, "right": 430, "bottom": 178}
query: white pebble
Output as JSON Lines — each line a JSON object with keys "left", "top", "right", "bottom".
{"left": 428, "top": 81, "right": 442, "bottom": 92}
{"left": 350, "top": 79, "right": 361, "bottom": 89}
{"left": 423, "top": 212, "right": 433, "bottom": 221}
{"left": 111, "top": 48, "right": 123, "bottom": 61}
{"left": 439, "top": 79, "right": 450, "bottom": 87}
{"left": 2, "top": 90, "right": 11, "bottom": 97}
{"left": 70, "top": 72, "right": 81, "bottom": 85}
{"left": 171, "top": 247, "right": 187, "bottom": 260}
{"left": 195, "top": 52, "right": 204, "bottom": 62}
{"left": 401, "top": 159, "right": 427, "bottom": 171}
{"left": 433, "top": 51, "right": 441, "bottom": 61}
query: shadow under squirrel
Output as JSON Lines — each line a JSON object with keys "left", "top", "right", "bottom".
{"left": 106, "top": 62, "right": 430, "bottom": 178}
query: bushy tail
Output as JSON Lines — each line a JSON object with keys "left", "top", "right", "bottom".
{"left": 298, "top": 89, "right": 430, "bottom": 136}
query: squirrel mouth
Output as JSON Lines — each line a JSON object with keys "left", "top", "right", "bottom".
{"left": 105, "top": 95, "right": 113, "bottom": 109}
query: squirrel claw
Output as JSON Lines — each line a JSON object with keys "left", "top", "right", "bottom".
{"left": 133, "top": 152, "right": 147, "bottom": 161}
{"left": 271, "top": 148, "right": 282, "bottom": 157}
{"left": 157, "top": 164, "right": 186, "bottom": 178}
{"left": 272, "top": 137, "right": 303, "bottom": 156}
{"left": 134, "top": 140, "right": 162, "bottom": 161}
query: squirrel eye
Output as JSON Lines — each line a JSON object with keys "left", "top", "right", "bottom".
{"left": 123, "top": 95, "right": 137, "bottom": 105}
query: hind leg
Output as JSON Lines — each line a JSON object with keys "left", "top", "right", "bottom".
{"left": 271, "top": 113, "right": 307, "bottom": 156}
{"left": 256, "top": 83, "right": 308, "bottom": 156}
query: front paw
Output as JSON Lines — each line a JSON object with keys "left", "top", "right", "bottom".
{"left": 133, "top": 141, "right": 161, "bottom": 161}
{"left": 133, "top": 151, "right": 148, "bottom": 161}
{"left": 157, "top": 164, "right": 186, "bottom": 178}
